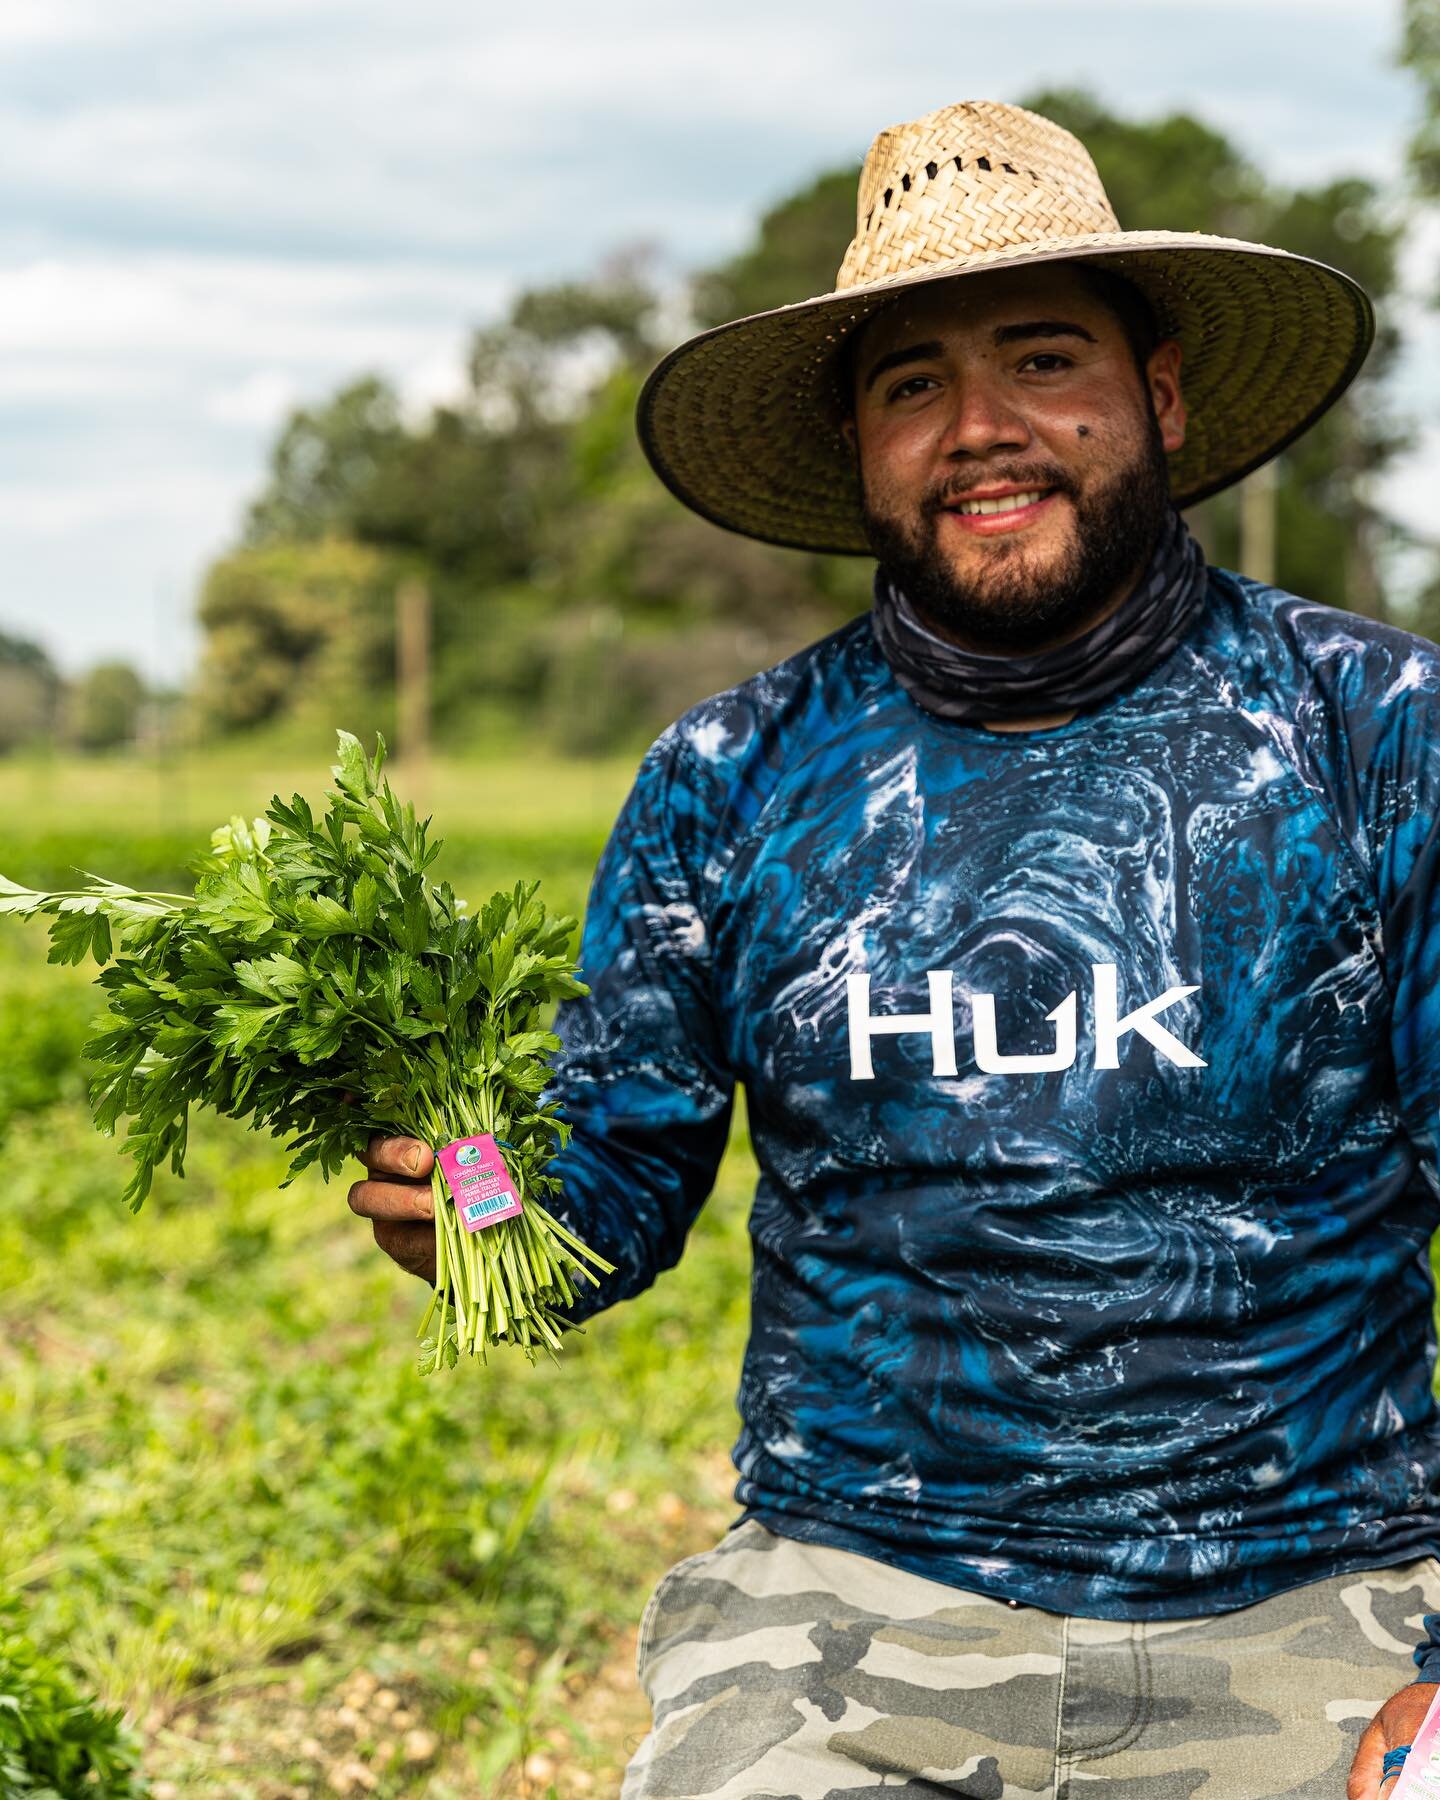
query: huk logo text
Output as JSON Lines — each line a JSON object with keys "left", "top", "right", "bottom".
{"left": 845, "top": 964, "right": 1207, "bottom": 1079}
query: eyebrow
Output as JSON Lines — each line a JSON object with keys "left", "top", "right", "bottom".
{"left": 861, "top": 320, "right": 1099, "bottom": 394}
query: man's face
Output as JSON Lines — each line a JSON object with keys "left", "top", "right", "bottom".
{"left": 841, "top": 263, "right": 1187, "bottom": 654}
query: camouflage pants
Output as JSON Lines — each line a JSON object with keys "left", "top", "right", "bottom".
{"left": 619, "top": 1518, "right": 1440, "bottom": 1799}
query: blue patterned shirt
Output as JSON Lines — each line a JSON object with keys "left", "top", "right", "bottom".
{"left": 545, "top": 563, "right": 1440, "bottom": 1628}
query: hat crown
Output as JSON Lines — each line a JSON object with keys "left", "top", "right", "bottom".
{"left": 837, "top": 100, "right": 1121, "bottom": 291}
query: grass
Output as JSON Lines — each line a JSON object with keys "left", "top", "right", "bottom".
{"left": 0, "top": 743, "right": 753, "bottom": 1798}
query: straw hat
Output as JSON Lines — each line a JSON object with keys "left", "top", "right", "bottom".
{"left": 635, "top": 99, "right": 1374, "bottom": 555}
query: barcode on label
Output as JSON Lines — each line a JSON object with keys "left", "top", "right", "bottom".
{"left": 462, "top": 1192, "right": 515, "bottom": 1225}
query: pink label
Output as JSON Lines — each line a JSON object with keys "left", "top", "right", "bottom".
{"left": 437, "top": 1133, "right": 523, "bottom": 1233}
{"left": 1392, "top": 1686, "right": 1440, "bottom": 1798}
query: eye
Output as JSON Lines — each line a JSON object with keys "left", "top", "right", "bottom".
{"left": 1020, "top": 352, "right": 1072, "bottom": 373}
{"left": 886, "top": 374, "right": 937, "bottom": 401}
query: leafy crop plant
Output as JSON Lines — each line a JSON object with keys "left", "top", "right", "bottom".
{"left": 0, "top": 731, "right": 614, "bottom": 1372}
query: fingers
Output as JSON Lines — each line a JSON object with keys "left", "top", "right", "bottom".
{"left": 351, "top": 1132, "right": 439, "bottom": 1283}
{"left": 372, "top": 1219, "right": 437, "bottom": 1284}
{"left": 348, "top": 1175, "right": 434, "bottom": 1224}
{"left": 365, "top": 1133, "right": 434, "bottom": 1177}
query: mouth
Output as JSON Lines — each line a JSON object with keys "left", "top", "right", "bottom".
{"left": 940, "top": 487, "right": 1061, "bottom": 535}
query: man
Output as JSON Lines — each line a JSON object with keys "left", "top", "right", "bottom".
{"left": 349, "top": 101, "right": 1440, "bottom": 1797}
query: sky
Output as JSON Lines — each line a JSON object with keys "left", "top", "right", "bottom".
{"left": 0, "top": 0, "right": 1433, "bottom": 683}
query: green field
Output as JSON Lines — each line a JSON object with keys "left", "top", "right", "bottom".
{"left": 0, "top": 744, "right": 754, "bottom": 1799}
{"left": 10, "top": 742, "right": 1440, "bottom": 1799}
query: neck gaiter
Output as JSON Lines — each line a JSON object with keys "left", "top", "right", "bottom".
{"left": 868, "top": 504, "right": 1209, "bottom": 725}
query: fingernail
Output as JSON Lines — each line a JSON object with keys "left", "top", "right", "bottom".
{"left": 404, "top": 1144, "right": 423, "bottom": 1174}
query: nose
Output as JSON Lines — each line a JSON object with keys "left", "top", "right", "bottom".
{"left": 935, "top": 363, "right": 1032, "bottom": 461}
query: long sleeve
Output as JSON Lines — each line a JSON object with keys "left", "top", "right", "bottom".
{"left": 540, "top": 723, "right": 735, "bottom": 1325}
{"left": 1368, "top": 661, "right": 1440, "bottom": 1178}
{"left": 1344, "top": 640, "right": 1440, "bottom": 1682}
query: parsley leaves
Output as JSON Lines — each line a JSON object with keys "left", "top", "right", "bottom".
{"left": 0, "top": 732, "right": 613, "bottom": 1373}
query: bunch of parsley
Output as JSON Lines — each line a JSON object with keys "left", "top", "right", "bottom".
{"left": 0, "top": 732, "right": 613, "bottom": 1373}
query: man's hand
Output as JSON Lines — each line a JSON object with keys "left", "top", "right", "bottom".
{"left": 1349, "top": 1682, "right": 1438, "bottom": 1797}
{"left": 348, "top": 1134, "right": 437, "bottom": 1284}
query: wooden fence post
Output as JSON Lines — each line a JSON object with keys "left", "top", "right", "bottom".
{"left": 396, "top": 577, "right": 431, "bottom": 802}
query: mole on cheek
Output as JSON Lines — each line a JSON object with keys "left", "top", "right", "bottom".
{"left": 1077, "top": 424, "right": 1091, "bottom": 438}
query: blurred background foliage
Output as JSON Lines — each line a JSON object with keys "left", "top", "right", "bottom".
{"left": 5, "top": 79, "right": 1439, "bottom": 770}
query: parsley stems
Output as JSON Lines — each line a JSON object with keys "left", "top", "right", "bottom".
{"left": 409, "top": 1084, "right": 615, "bottom": 1374}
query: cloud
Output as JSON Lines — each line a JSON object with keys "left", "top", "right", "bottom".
{"left": 0, "top": 471, "right": 239, "bottom": 535}
{"left": 0, "top": 3, "right": 1415, "bottom": 268}
{"left": 205, "top": 369, "right": 300, "bottom": 429}
{"left": 0, "top": 253, "right": 505, "bottom": 359}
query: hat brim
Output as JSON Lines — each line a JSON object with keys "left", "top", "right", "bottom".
{"left": 636, "top": 231, "right": 1375, "bottom": 556}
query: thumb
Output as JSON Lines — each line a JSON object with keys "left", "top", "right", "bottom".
{"left": 1348, "top": 1717, "right": 1386, "bottom": 1800}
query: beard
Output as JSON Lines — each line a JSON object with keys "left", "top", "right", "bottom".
{"left": 859, "top": 399, "right": 1173, "bottom": 655}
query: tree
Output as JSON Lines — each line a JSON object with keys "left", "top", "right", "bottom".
{"left": 242, "top": 377, "right": 407, "bottom": 548}
{"left": 0, "top": 631, "right": 58, "bottom": 754}
{"left": 1018, "top": 89, "right": 1269, "bottom": 238}
{"left": 192, "top": 538, "right": 408, "bottom": 735}
{"left": 64, "top": 662, "right": 146, "bottom": 751}
{"left": 691, "top": 170, "right": 859, "bottom": 329}
{"left": 530, "top": 362, "right": 872, "bottom": 754}
{"left": 1395, "top": 0, "right": 1440, "bottom": 640}
{"left": 1401, "top": 0, "right": 1440, "bottom": 203}
{"left": 202, "top": 260, "right": 694, "bottom": 747}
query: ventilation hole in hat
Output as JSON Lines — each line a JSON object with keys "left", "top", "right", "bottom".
{"left": 883, "top": 187, "right": 893, "bottom": 208}
{"left": 901, "top": 173, "right": 911, "bottom": 191}
{"left": 976, "top": 156, "right": 991, "bottom": 170}
{"left": 953, "top": 155, "right": 963, "bottom": 170}
{"left": 1002, "top": 161, "right": 1017, "bottom": 173}
{"left": 925, "top": 161, "right": 938, "bottom": 180}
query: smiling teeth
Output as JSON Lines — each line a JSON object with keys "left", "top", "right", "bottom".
{"left": 953, "top": 490, "right": 1048, "bottom": 515}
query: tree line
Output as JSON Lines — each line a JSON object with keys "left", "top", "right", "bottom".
{"left": 4, "top": 68, "right": 1437, "bottom": 759}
